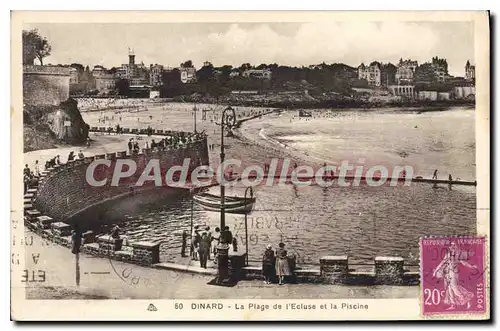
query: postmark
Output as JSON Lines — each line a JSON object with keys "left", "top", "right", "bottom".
{"left": 420, "top": 236, "right": 487, "bottom": 316}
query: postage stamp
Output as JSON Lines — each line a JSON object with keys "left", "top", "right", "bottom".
{"left": 420, "top": 236, "right": 487, "bottom": 316}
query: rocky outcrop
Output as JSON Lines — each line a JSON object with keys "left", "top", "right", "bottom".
{"left": 23, "top": 98, "right": 89, "bottom": 152}
{"left": 45, "top": 98, "right": 89, "bottom": 143}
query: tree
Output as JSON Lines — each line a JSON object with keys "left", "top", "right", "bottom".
{"left": 181, "top": 60, "right": 193, "bottom": 68}
{"left": 196, "top": 62, "right": 214, "bottom": 84}
{"left": 70, "top": 63, "right": 85, "bottom": 74}
{"left": 22, "top": 29, "right": 52, "bottom": 65}
{"left": 114, "top": 78, "right": 130, "bottom": 96}
{"left": 239, "top": 63, "right": 252, "bottom": 71}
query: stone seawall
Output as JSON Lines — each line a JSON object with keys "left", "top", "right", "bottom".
{"left": 23, "top": 65, "right": 70, "bottom": 106}
{"left": 32, "top": 130, "right": 209, "bottom": 225}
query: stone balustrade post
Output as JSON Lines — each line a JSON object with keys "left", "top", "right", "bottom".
{"left": 130, "top": 241, "right": 160, "bottom": 265}
{"left": 320, "top": 256, "right": 349, "bottom": 283}
{"left": 374, "top": 256, "right": 404, "bottom": 284}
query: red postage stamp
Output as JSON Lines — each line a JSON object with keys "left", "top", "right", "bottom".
{"left": 420, "top": 236, "right": 487, "bottom": 316}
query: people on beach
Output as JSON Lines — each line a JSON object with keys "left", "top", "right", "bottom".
{"left": 432, "top": 169, "right": 438, "bottom": 180}
{"left": 78, "top": 150, "right": 85, "bottom": 159}
{"left": 275, "top": 242, "right": 291, "bottom": 285}
{"left": 67, "top": 151, "right": 75, "bottom": 162}
{"left": 262, "top": 244, "right": 276, "bottom": 284}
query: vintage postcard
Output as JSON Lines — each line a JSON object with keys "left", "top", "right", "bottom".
{"left": 10, "top": 11, "right": 490, "bottom": 321}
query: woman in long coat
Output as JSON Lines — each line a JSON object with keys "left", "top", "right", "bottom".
{"left": 262, "top": 244, "right": 275, "bottom": 284}
{"left": 275, "top": 243, "right": 291, "bottom": 285}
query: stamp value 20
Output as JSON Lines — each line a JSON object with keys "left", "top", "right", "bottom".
{"left": 420, "top": 236, "right": 487, "bottom": 316}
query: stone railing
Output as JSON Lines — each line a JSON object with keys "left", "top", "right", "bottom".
{"left": 242, "top": 255, "right": 420, "bottom": 286}
{"left": 23, "top": 209, "right": 160, "bottom": 266}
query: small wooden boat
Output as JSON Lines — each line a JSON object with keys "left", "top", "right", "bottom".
{"left": 193, "top": 192, "right": 256, "bottom": 214}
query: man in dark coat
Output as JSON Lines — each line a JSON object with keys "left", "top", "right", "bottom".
{"left": 71, "top": 228, "right": 83, "bottom": 254}
{"left": 198, "top": 232, "right": 211, "bottom": 268}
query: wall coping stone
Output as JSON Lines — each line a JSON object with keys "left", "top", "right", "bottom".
{"left": 320, "top": 256, "right": 349, "bottom": 262}
{"left": 97, "top": 235, "right": 123, "bottom": 243}
{"left": 130, "top": 241, "right": 160, "bottom": 249}
{"left": 375, "top": 256, "right": 404, "bottom": 262}
{"left": 51, "top": 222, "right": 70, "bottom": 229}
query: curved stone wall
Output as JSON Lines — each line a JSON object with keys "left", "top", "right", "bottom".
{"left": 32, "top": 130, "right": 209, "bottom": 225}
{"left": 23, "top": 65, "right": 70, "bottom": 106}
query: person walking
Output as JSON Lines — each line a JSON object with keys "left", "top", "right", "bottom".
{"left": 262, "top": 244, "right": 275, "bottom": 284}
{"left": 275, "top": 242, "right": 291, "bottom": 285}
{"left": 198, "top": 232, "right": 210, "bottom": 269}
{"left": 432, "top": 169, "right": 438, "bottom": 180}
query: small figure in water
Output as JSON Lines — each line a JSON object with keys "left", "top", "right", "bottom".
{"left": 432, "top": 169, "right": 438, "bottom": 180}
{"left": 448, "top": 174, "right": 453, "bottom": 191}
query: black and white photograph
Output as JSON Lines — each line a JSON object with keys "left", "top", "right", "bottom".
{"left": 10, "top": 10, "right": 490, "bottom": 321}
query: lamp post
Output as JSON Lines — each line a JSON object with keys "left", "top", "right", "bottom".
{"left": 244, "top": 186, "right": 253, "bottom": 266}
{"left": 216, "top": 106, "right": 236, "bottom": 284}
{"left": 193, "top": 102, "right": 197, "bottom": 133}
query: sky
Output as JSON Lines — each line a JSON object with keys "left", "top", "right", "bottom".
{"left": 24, "top": 21, "right": 475, "bottom": 76}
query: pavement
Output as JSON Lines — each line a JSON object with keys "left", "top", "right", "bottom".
{"left": 23, "top": 230, "right": 418, "bottom": 300}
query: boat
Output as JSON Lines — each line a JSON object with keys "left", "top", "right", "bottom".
{"left": 193, "top": 192, "right": 256, "bottom": 214}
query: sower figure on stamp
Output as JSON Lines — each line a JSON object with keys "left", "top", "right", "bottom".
{"left": 433, "top": 242, "right": 477, "bottom": 310}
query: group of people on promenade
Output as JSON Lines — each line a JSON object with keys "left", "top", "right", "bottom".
{"left": 262, "top": 242, "right": 295, "bottom": 285}
{"left": 181, "top": 225, "right": 237, "bottom": 269}
{"left": 126, "top": 131, "right": 207, "bottom": 155}
{"left": 23, "top": 150, "right": 85, "bottom": 194}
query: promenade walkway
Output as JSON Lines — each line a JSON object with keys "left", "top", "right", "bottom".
{"left": 24, "top": 230, "right": 418, "bottom": 299}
